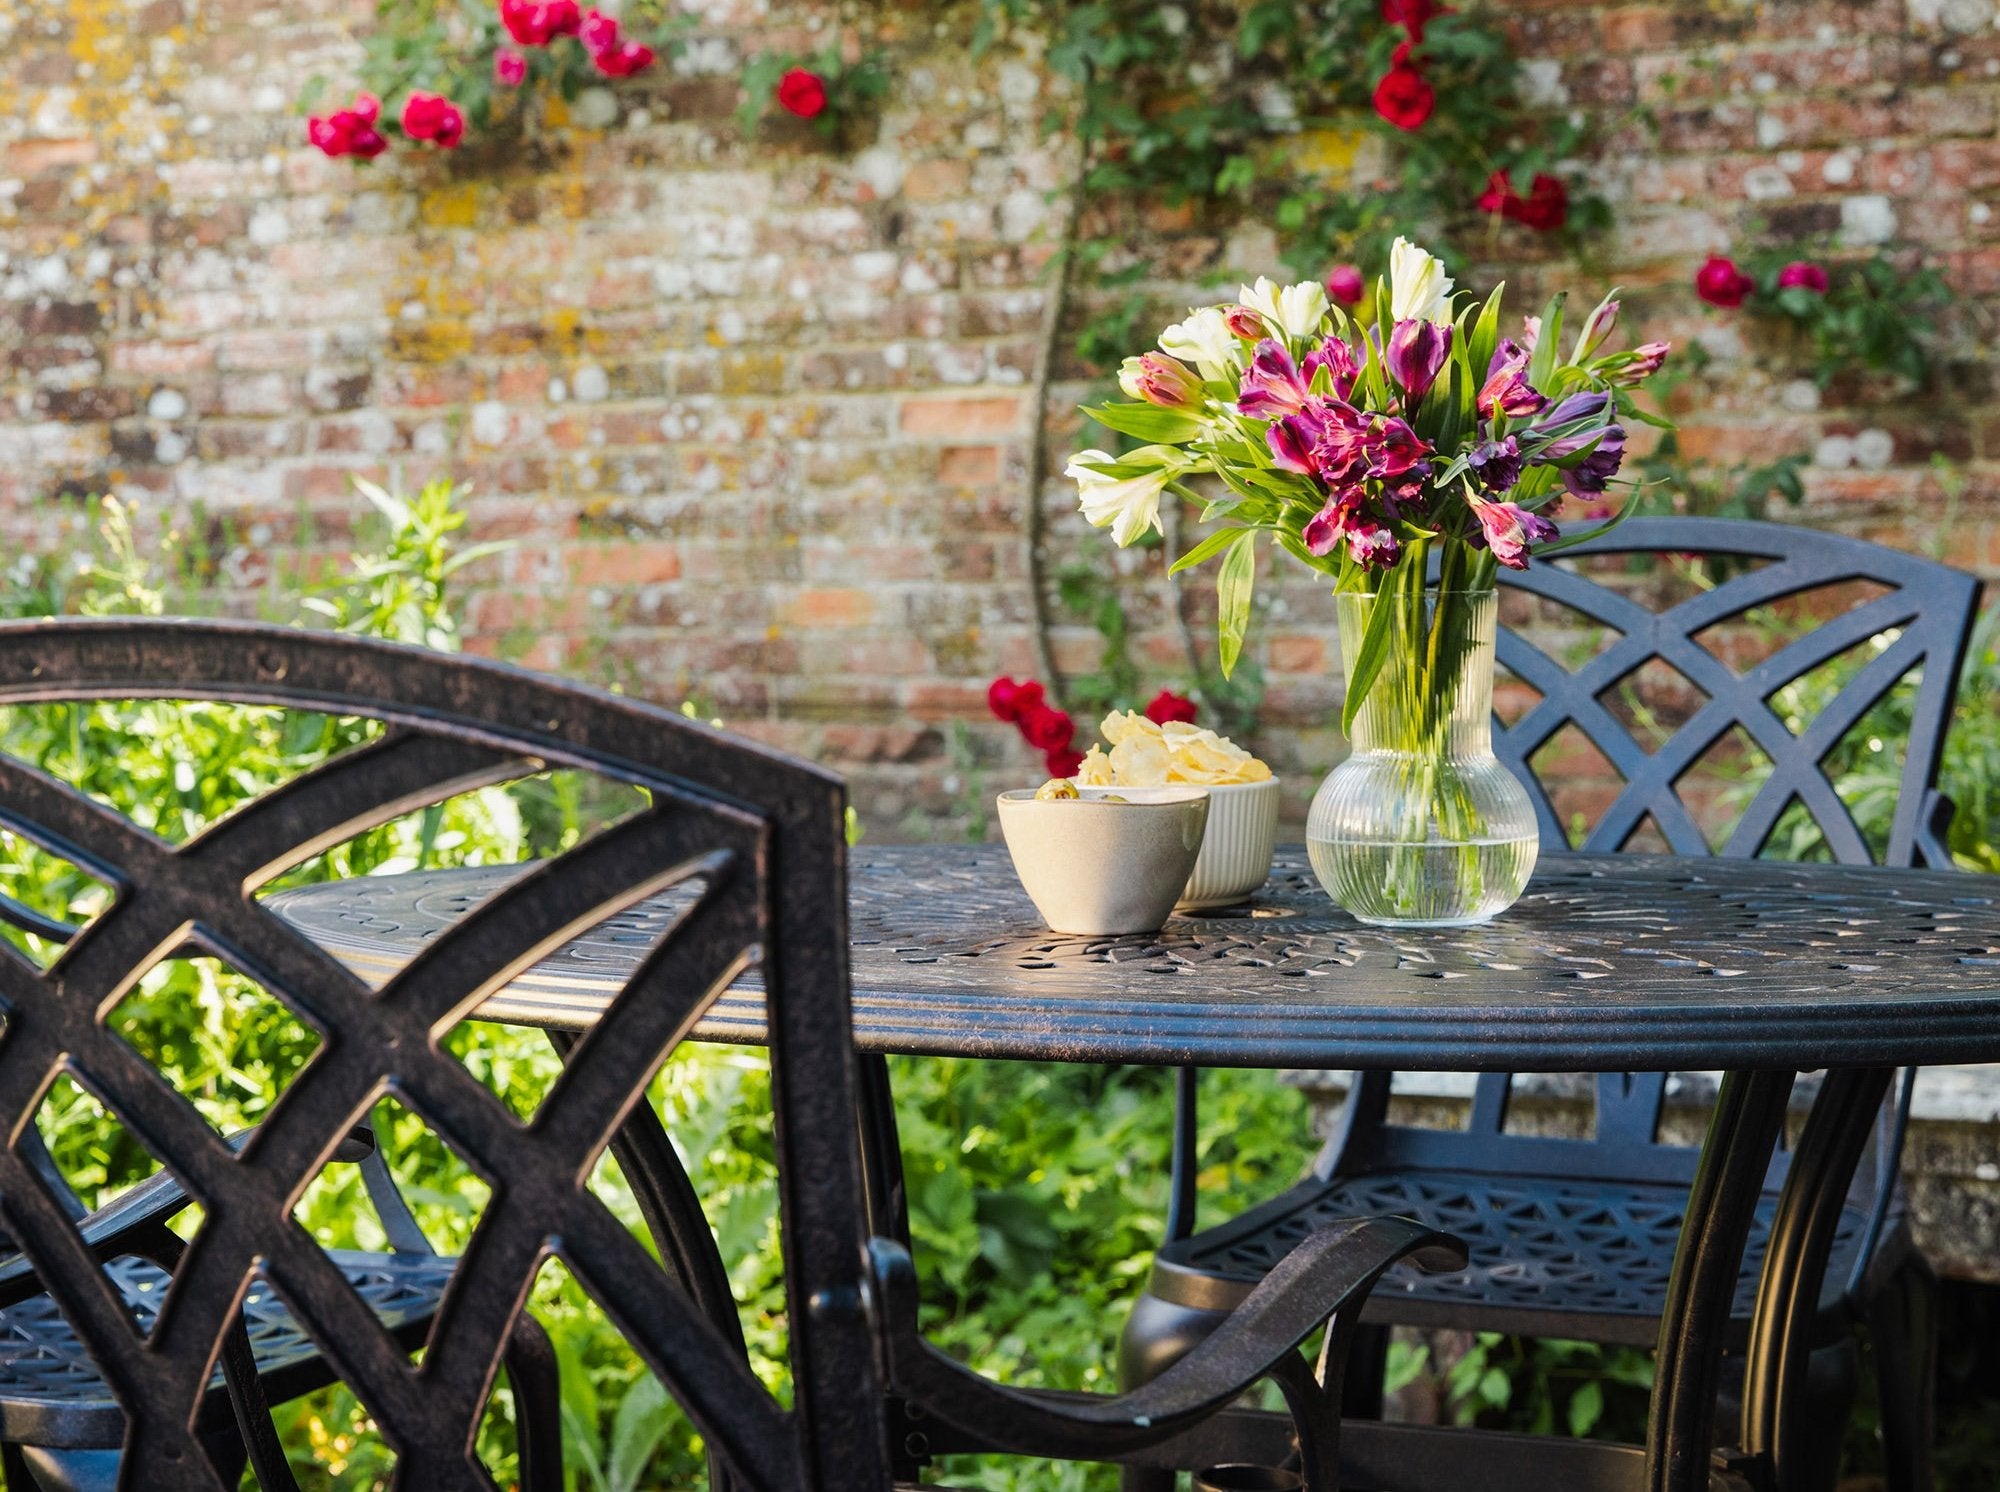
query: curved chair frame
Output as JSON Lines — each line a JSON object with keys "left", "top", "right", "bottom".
{"left": 0, "top": 617, "right": 879, "bottom": 1491}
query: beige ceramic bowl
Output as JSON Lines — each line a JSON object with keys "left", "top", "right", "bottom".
{"left": 1173, "top": 777, "right": 1281, "bottom": 909}
{"left": 996, "top": 786, "right": 1210, "bottom": 936}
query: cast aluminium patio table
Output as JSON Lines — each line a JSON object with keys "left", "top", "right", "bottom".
{"left": 268, "top": 844, "right": 2000, "bottom": 1492}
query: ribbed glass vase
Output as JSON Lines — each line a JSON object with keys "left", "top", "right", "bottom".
{"left": 1307, "top": 587, "right": 1538, "bottom": 927}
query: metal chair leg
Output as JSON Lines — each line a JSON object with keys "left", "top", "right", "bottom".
{"left": 1337, "top": 1324, "right": 1390, "bottom": 1421}
{"left": 504, "top": 1314, "right": 566, "bottom": 1492}
{"left": 1867, "top": 1252, "right": 1938, "bottom": 1492}
{"left": 1119, "top": 1291, "right": 1233, "bottom": 1492}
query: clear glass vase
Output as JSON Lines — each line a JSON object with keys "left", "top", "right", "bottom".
{"left": 1307, "top": 587, "right": 1539, "bottom": 927}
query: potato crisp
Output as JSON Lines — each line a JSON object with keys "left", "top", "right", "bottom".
{"left": 1074, "top": 710, "right": 1272, "bottom": 787}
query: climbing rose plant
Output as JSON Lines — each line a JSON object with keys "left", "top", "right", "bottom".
{"left": 302, "top": 0, "right": 679, "bottom": 157}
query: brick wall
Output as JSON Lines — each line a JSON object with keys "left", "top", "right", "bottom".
{"left": 0, "top": 0, "right": 1994, "bottom": 835}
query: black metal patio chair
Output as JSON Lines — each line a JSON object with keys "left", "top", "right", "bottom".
{"left": 0, "top": 617, "right": 1463, "bottom": 1491}
{"left": 1120, "top": 518, "right": 1982, "bottom": 1492}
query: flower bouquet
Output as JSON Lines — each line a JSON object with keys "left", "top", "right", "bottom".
{"left": 1067, "top": 238, "right": 1669, "bottom": 925}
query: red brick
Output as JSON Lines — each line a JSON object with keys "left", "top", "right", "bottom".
{"left": 899, "top": 397, "right": 1023, "bottom": 438}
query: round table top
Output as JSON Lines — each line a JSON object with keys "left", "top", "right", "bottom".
{"left": 264, "top": 844, "right": 2000, "bottom": 1071}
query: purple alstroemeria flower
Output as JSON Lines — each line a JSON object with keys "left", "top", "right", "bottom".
{"left": 1301, "top": 486, "right": 1365, "bottom": 556}
{"left": 1468, "top": 435, "right": 1524, "bottom": 493}
{"left": 1532, "top": 391, "right": 1614, "bottom": 452}
{"left": 1268, "top": 395, "right": 1342, "bottom": 473}
{"left": 1346, "top": 520, "right": 1401, "bottom": 569}
{"left": 1271, "top": 399, "right": 1433, "bottom": 492}
{"left": 1365, "top": 415, "right": 1430, "bottom": 481}
{"left": 1386, "top": 317, "right": 1451, "bottom": 406}
{"left": 1239, "top": 339, "right": 1310, "bottom": 419}
{"left": 1477, "top": 339, "right": 1545, "bottom": 421}
{"left": 1302, "top": 336, "right": 1361, "bottom": 400}
{"left": 1468, "top": 495, "right": 1559, "bottom": 570}
{"left": 1561, "top": 422, "right": 1627, "bottom": 496}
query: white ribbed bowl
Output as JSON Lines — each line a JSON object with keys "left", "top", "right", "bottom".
{"left": 1170, "top": 777, "right": 1280, "bottom": 908}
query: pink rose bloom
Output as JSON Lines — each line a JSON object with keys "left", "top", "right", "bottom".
{"left": 1777, "top": 261, "right": 1830, "bottom": 293}
{"left": 496, "top": 49, "right": 528, "bottom": 86}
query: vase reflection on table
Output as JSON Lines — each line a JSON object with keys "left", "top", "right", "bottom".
{"left": 1308, "top": 585, "right": 1537, "bottom": 926}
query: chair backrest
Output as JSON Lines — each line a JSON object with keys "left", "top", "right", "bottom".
{"left": 0, "top": 619, "right": 887, "bottom": 1492}
{"left": 1342, "top": 519, "right": 1981, "bottom": 1186}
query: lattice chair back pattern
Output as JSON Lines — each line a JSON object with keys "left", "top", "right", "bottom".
{"left": 0, "top": 618, "right": 888, "bottom": 1491}
{"left": 1455, "top": 517, "right": 1983, "bottom": 1175}
{"left": 1489, "top": 516, "right": 1980, "bottom": 870}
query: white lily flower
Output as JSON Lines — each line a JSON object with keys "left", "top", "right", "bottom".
{"left": 1158, "top": 308, "right": 1238, "bottom": 380}
{"left": 1238, "top": 276, "right": 1329, "bottom": 342}
{"left": 1388, "top": 236, "right": 1453, "bottom": 325}
{"left": 1067, "top": 447, "right": 1175, "bottom": 547}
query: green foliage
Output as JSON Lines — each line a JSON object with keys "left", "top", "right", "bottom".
{"left": 1743, "top": 249, "right": 1952, "bottom": 387}
{"left": 1423, "top": 1333, "right": 1654, "bottom": 1441}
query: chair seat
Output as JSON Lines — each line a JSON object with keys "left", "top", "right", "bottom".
{"left": 0, "top": 1250, "right": 458, "bottom": 1448}
{"left": 1149, "top": 1169, "right": 1873, "bottom": 1349}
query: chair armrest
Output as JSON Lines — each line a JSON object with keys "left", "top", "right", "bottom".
{"left": 870, "top": 1214, "right": 1465, "bottom": 1462}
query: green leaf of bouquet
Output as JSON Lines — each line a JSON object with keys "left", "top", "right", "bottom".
{"left": 1468, "top": 283, "right": 1504, "bottom": 386}
{"left": 1216, "top": 529, "right": 1258, "bottom": 678}
{"left": 1527, "top": 290, "right": 1567, "bottom": 390}
{"left": 1085, "top": 402, "right": 1206, "bottom": 444}
{"left": 1532, "top": 492, "right": 1645, "bottom": 558}
{"left": 1170, "top": 525, "right": 1248, "bottom": 575}
{"left": 1340, "top": 580, "right": 1399, "bottom": 735}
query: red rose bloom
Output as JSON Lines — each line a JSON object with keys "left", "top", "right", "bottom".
{"left": 593, "top": 39, "right": 655, "bottom": 77}
{"left": 500, "top": 0, "right": 551, "bottom": 45}
{"left": 987, "top": 677, "right": 1044, "bottom": 724}
{"left": 307, "top": 94, "right": 388, "bottom": 159}
{"left": 1777, "top": 260, "right": 1830, "bottom": 293}
{"left": 1143, "top": 689, "right": 1199, "bottom": 726}
{"left": 1020, "top": 705, "right": 1075, "bottom": 754}
{"left": 1695, "top": 255, "right": 1755, "bottom": 308}
{"left": 401, "top": 92, "right": 465, "bottom": 149}
{"left": 1381, "top": 0, "right": 1444, "bottom": 42}
{"left": 1477, "top": 171, "right": 1567, "bottom": 231}
{"left": 1372, "top": 60, "right": 1435, "bottom": 131}
{"left": 579, "top": 7, "right": 619, "bottom": 51}
{"left": 776, "top": 68, "right": 830, "bottom": 119}
{"left": 1044, "top": 748, "right": 1086, "bottom": 780}
{"left": 1514, "top": 174, "right": 1567, "bottom": 231}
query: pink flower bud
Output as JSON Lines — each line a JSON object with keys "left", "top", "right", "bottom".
{"left": 496, "top": 49, "right": 528, "bottom": 86}
{"left": 1223, "top": 305, "right": 1268, "bottom": 340}
{"left": 1325, "top": 264, "right": 1366, "bottom": 306}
